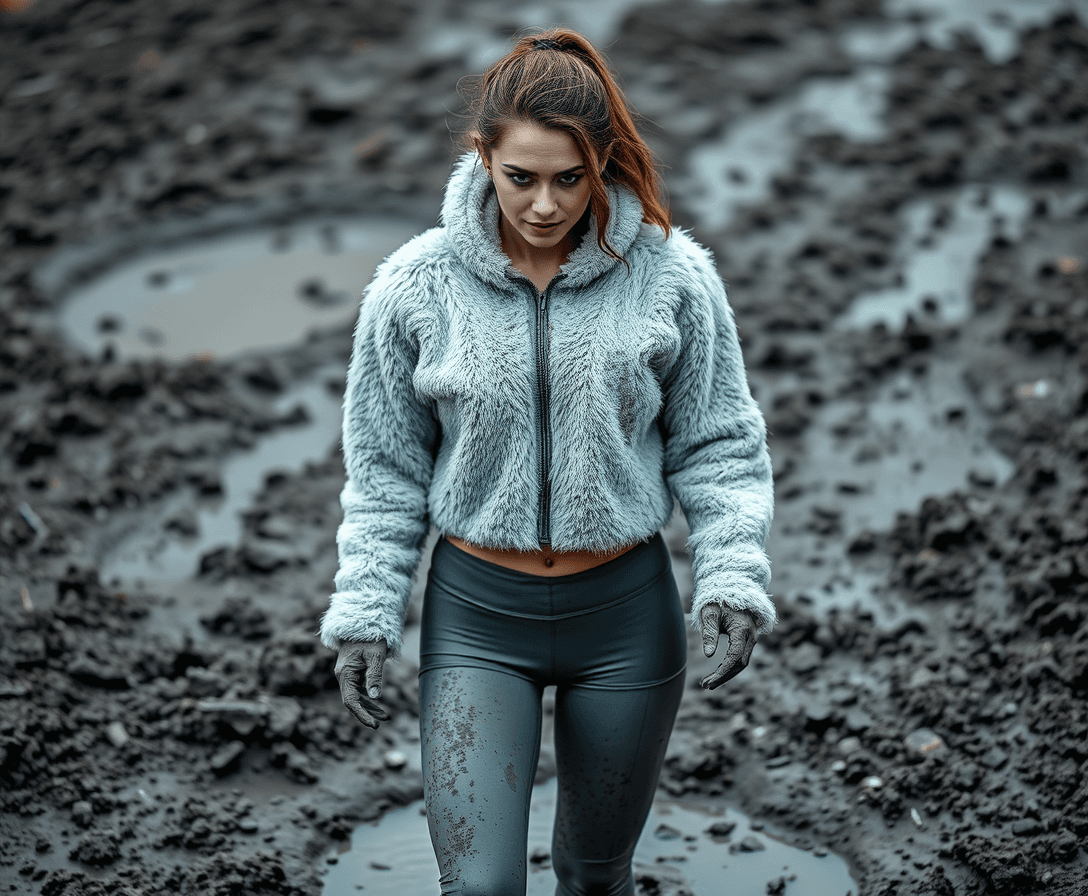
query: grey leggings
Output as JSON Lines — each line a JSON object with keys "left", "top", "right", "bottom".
{"left": 418, "top": 533, "right": 687, "bottom": 896}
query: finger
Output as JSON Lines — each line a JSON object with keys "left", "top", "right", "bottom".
{"left": 363, "top": 697, "right": 392, "bottom": 722}
{"left": 700, "top": 657, "right": 741, "bottom": 689}
{"left": 346, "top": 694, "right": 392, "bottom": 728}
{"left": 700, "top": 604, "right": 721, "bottom": 658}
{"left": 363, "top": 648, "right": 386, "bottom": 700}
{"left": 741, "top": 630, "right": 757, "bottom": 667}
{"left": 342, "top": 691, "right": 380, "bottom": 728}
{"left": 338, "top": 668, "right": 373, "bottom": 725}
{"left": 340, "top": 672, "right": 392, "bottom": 728}
{"left": 700, "top": 629, "right": 747, "bottom": 689}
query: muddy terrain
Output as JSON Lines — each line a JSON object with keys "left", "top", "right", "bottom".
{"left": 2, "top": 0, "right": 1088, "bottom": 894}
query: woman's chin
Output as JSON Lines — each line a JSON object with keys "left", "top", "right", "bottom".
{"left": 520, "top": 225, "right": 566, "bottom": 245}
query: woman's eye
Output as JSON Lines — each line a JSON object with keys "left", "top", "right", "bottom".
{"left": 508, "top": 174, "right": 531, "bottom": 186}
{"left": 559, "top": 175, "right": 581, "bottom": 186}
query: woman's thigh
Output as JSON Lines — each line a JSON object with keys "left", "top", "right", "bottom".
{"left": 547, "top": 544, "right": 688, "bottom": 896}
{"left": 550, "top": 673, "right": 686, "bottom": 896}
{"left": 419, "top": 665, "right": 543, "bottom": 896}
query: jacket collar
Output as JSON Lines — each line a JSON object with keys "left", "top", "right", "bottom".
{"left": 441, "top": 151, "right": 645, "bottom": 290}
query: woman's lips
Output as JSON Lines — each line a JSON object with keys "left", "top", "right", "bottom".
{"left": 527, "top": 221, "right": 560, "bottom": 229}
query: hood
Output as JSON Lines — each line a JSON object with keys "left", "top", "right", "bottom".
{"left": 440, "top": 151, "right": 645, "bottom": 290}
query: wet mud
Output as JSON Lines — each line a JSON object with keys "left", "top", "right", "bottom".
{"left": 2, "top": 0, "right": 1088, "bottom": 894}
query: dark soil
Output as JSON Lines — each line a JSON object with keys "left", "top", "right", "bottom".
{"left": 2, "top": 1, "right": 1087, "bottom": 894}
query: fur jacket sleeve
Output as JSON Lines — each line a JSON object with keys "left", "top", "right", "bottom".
{"left": 661, "top": 236, "right": 775, "bottom": 635}
{"left": 319, "top": 236, "right": 440, "bottom": 657}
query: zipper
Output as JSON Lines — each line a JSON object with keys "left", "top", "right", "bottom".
{"left": 535, "top": 286, "right": 552, "bottom": 545}
{"left": 509, "top": 271, "right": 565, "bottom": 546}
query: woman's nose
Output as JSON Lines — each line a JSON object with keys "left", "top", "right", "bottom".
{"left": 532, "top": 187, "right": 558, "bottom": 215}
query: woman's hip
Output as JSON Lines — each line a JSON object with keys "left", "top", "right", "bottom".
{"left": 419, "top": 532, "right": 687, "bottom": 688}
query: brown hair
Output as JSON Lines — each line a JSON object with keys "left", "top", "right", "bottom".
{"left": 459, "top": 28, "right": 671, "bottom": 261}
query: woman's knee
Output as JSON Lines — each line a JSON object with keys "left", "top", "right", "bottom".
{"left": 553, "top": 852, "right": 634, "bottom": 896}
{"left": 440, "top": 865, "right": 526, "bottom": 896}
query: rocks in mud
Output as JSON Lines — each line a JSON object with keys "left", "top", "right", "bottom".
{"left": 258, "top": 629, "right": 334, "bottom": 697}
{"left": 903, "top": 728, "right": 945, "bottom": 760}
{"left": 196, "top": 699, "right": 271, "bottom": 739}
{"left": 71, "top": 800, "right": 94, "bottom": 827}
{"left": 271, "top": 742, "right": 318, "bottom": 784}
{"left": 953, "top": 834, "right": 1043, "bottom": 895}
{"left": 704, "top": 820, "right": 737, "bottom": 840}
{"left": 209, "top": 740, "right": 246, "bottom": 776}
{"left": 105, "top": 721, "right": 130, "bottom": 748}
{"left": 766, "top": 387, "right": 825, "bottom": 438}
{"left": 199, "top": 537, "right": 310, "bottom": 578}
{"left": 68, "top": 828, "right": 123, "bottom": 867}
{"left": 382, "top": 749, "right": 407, "bottom": 771}
{"left": 180, "top": 849, "right": 313, "bottom": 896}
{"left": 633, "top": 862, "right": 695, "bottom": 896}
{"left": 200, "top": 596, "right": 273, "bottom": 641}
{"left": 886, "top": 493, "right": 991, "bottom": 601}
{"left": 663, "top": 735, "right": 735, "bottom": 796}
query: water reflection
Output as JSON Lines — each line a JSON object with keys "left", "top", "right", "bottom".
{"left": 321, "top": 776, "right": 855, "bottom": 896}
{"left": 59, "top": 218, "right": 417, "bottom": 362}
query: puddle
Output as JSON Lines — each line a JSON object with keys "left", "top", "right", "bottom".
{"left": 100, "top": 370, "right": 344, "bottom": 589}
{"left": 677, "top": 68, "right": 890, "bottom": 233}
{"left": 767, "top": 357, "right": 1014, "bottom": 618}
{"left": 58, "top": 218, "right": 417, "bottom": 362}
{"left": 802, "top": 359, "right": 1014, "bottom": 538}
{"left": 884, "top": 0, "right": 1083, "bottom": 65}
{"left": 321, "top": 776, "right": 855, "bottom": 896}
{"left": 840, "top": 185, "right": 1031, "bottom": 331}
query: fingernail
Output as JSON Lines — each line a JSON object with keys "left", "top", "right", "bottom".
{"left": 368, "top": 687, "right": 380, "bottom": 698}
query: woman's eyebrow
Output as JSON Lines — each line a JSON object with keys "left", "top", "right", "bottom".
{"left": 500, "top": 163, "right": 586, "bottom": 176}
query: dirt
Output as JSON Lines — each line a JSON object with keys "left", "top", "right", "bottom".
{"left": 2, "top": 0, "right": 1088, "bottom": 894}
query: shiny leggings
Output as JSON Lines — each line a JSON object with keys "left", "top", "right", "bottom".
{"left": 418, "top": 533, "right": 687, "bottom": 896}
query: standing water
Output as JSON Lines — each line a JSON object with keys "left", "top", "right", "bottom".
{"left": 321, "top": 776, "right": 855, "bottom": 896}
{"left": 52, "top": 216, "right": 419, "bottom": 589}
{"left": 57, "top": 218, "right": 417, "bottom": 362}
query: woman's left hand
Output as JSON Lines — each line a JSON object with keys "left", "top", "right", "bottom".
{"left": 698, "top": 604, "right": 757, "bottom": 689}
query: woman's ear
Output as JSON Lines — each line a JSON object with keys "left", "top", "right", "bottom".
{"left": 471, "top": 136, "right": 491, "bottom": 176}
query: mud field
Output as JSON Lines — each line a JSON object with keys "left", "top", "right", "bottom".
{"left": 3, "top": 0, "right": 1088, "bottom": 894}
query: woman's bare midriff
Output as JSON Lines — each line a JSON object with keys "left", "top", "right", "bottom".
{"left": 444, "top": 534, "right": 639, "bottom": 576}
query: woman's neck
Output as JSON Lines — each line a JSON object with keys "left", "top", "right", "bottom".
{"left": 499, "top": 216, "right": 569, "bottom": 292}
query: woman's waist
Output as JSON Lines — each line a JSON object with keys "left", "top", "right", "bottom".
{"left": 428, "top": 531, "right": 674, "bottom": 618}
{"left": 444, "top": 534, "right": 638, "bottom": 577}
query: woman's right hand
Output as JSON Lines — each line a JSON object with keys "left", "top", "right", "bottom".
{"left": 334, "top": 639, "right": 391, "bottom": 728}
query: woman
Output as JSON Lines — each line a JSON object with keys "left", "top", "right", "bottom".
{"left": 320, "top": 28, "right": 775, "bottom": 896}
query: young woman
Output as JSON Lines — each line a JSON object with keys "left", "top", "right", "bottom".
{"left": 321, "top": 28, "right": 775, "bottom": 896}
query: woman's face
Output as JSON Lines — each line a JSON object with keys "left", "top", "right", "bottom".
{"left": 483, "top": 120, "right": 595, "bottom": 262}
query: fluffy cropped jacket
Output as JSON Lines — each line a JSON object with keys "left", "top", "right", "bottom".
{"left": 320, "top": 153, "right": 775, "bottom": 656}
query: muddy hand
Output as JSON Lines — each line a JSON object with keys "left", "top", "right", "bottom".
{"left": 334, "top": 639, "right": 391, "bottom": 728}
{"left": 699, "top": 604, "right": 757, "bottom": 689}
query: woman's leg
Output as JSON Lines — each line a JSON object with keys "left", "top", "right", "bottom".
{"left": 550, "top": 673, "right": 686, "bottom": 896}
{"left": 420, "top": 665, "right": 543, "bottom": 896}
{"left": 547, "top": 534, "right": 688, "bottom": 896}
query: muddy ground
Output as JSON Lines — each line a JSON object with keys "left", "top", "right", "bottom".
{"left": 2, "top": 0, "right": 1088, "bottom": 894}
